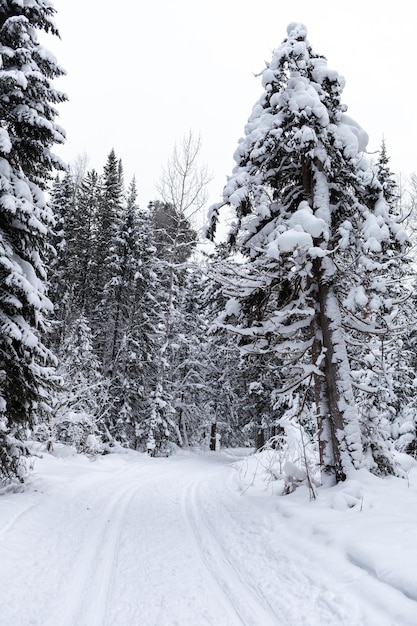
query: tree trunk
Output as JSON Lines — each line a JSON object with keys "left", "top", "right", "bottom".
{"left": 177, "top": 399, "right": 189, "bottom": 447}
{"left": 209, "top": 422, "right": 217, "bottom": 451}
{"left": 256, "top": 426, "right": 265, "bottom": 451}
{"left": 307, "top": 162, "right": 363, "bottom": 483}
{"left": 317, "top": 281, "right": 363, "bottom": 480}
{"left": 308, "top": 256, "right": 339, "bottom": 485}
{"left": 311, "top": 306, "right": 337, "bottom": 486}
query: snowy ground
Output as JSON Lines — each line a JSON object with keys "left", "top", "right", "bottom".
{"left": 0, "top": 446, "right": 416, "bottom": 626}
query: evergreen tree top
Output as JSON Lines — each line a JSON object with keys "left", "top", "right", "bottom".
{"left": 206, "top": 23, "right": 392, "bottom": 248}
{"left": 375, "top": 138, "right": 398, "bottom": 204}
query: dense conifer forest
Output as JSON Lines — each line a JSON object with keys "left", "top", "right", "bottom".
{"left": 1, "top": 5, "right": 416, "bottom": 489}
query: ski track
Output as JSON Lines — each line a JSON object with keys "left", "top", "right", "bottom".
{"left": 48, "top": 479, "right": 142, "bottom": 626}
{"left": 0, "top": 501, "right": 41, "bottom": 540}
{"left": 0, "top": 459, "right": 171, "bottom": 626}
{"left": 46, "top": 462, "right": 175, "bottom": 626}
{"left": 182, "top": 477, "right": 279, "bottom": 626}
{"left": 184, "top": 469, "right": 356, "bottom": 626}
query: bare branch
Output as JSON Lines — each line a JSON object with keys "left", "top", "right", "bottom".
{"left": 157, "top": 131, "right": 213, "bottom": 228}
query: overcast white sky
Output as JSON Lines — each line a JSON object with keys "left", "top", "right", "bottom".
{"left": 49, "top": 0, "right": 415, "bottom": 211}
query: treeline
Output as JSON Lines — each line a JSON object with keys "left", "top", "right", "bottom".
{"left": 44, "top": 146, "right": 269, "bottom": 456}
{"left": 44, "top": 148, "right": 221, "bottom": 454}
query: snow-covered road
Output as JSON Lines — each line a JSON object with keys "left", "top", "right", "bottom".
{"left": 0, "top": 448, "right": 416, "bottom": 625}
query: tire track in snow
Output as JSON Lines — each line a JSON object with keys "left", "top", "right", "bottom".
{"left": 182, "top": 477, "right": 279, "bottom": 626}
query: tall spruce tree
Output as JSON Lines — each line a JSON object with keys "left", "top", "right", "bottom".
{"left": 207, "top": 23, "right": 408, "bottom": 483}
{"left": 100, "top": 178, "right": 157, "bottom": 444}
{"left": 49, "top": 172, "right": 76, "bottom": 346}
{"left": 0, "top": 0, "right": 66, "bottom": 479}
{"left": 122, "top": 201, "right": 166, "bottom": 451}
{"left": 106, "top": 177, "right": 140, "bottom": 372}
{"left": 75, "top": 169, "right": 102, "bottom": 314}
{"left": 374, "top": 139, "right": 399, "bottom": 206}
{"left": 94, "top": 149, "right": 124, "bottom": 370}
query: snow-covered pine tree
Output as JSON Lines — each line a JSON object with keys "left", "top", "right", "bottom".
{"left": 141, "top": 136, "right": 205, "bottom": 453}
{"left": 74, "top": 169, "right": 102, "bottom": 314}
{"left": 349, "top": 141, "right": 412, "bottom": 474}
{"left": 49, "top": 167, "right": 103, "bottom": 356}
{"left": 392, "top": 288, "right": 417, "bottom": 457}
{"left": 121, "top": 201, "right": 166, "bottom": 451}
{"left": 0, "top": 0, "right": 66, "bottom": 479}
{"left": 206, "top": 23, "right": 408, "bottom": 484}
{"left": 165, "top": 265, "right": 215, "bottom": 447}
{"left": 100, "top": 178, "right": 159, "bottom": 445}
{"left": 48, "top": 171, "right": 76, "bottom": 345}
{"left": 371, "top": 151, "right": 417, "bottom": 460}
{"left": 94, "top": 149, "right": 124, "bottom": 370}
{"left": 374, "top": 139, "right": 399, "bottom": 207}
{"left": 109, "top": 178, "right": 142, "bottom": 365}
{"left": 103, "top": 175, "right": 135, "bottom": 374}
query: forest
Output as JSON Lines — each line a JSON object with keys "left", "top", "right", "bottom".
{"left": 1, "top": 6, "right": 417, "bottom": 491}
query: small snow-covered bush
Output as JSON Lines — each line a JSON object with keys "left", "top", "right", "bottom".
{"left": 238, "top": 412, "right": 320, "bottom": 498}
{"left": 52, "top": 411, "right": 103, "bottom": 454}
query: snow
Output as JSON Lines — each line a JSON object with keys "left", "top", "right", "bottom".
{"left": 224, "top": 297, "right": 241, "bottom": 317}
{"left": 0, "top": 69, "right": 28, "bottom": 90}
{"left": 343, "top": 285, "right": 369, "bottom": 312}
{"left": 0, "top": 446, "right": 416, "bottom": 625}
{"left": 336, "top": 115, "right": 369, "bottom": 159}
{"left": 0, "top": 157, "right": 12, "bottom": 179}
{"left": 362, "top": 211, "right": 390, "bottom": 253}
{"left": 289, "top": 202, "right": 327, "bottom": 238}
{"left": 9, "top": 252, "right": 44, "bottom": 309}
{"left": 267, "top": 229, "right": 313, "bottom": 257}
{"left": 13, "top": 178, "right": 33, "bottom": 202}
{"left": 265, "top": 204, "right": 327, "bottom": 259}
{"left": 0, "top": 129, "right": 11, "bottom": 154}
{"left": 286, "top": 23, "right": 307, "bottom": 38}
